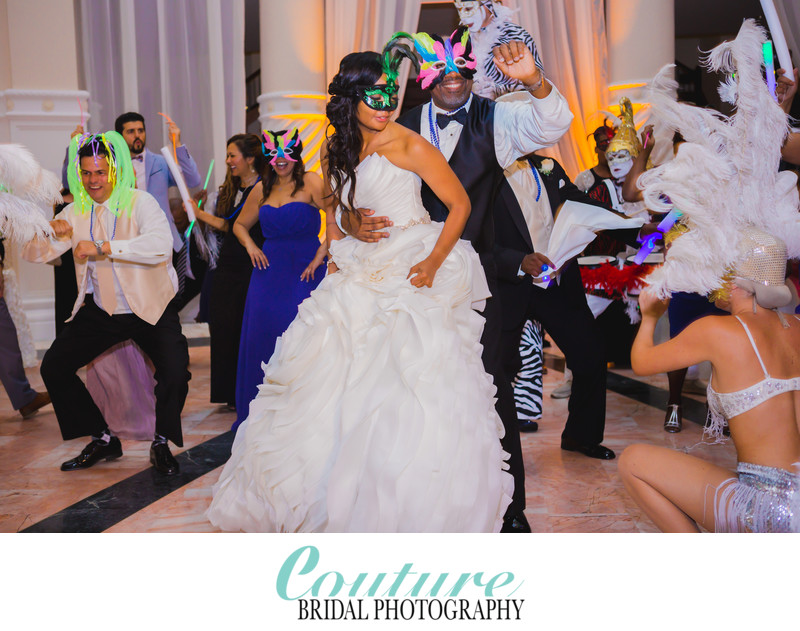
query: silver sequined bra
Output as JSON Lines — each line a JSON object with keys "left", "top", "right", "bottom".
{"left": 706, "top": 315, "right": 800, "bottom": 437}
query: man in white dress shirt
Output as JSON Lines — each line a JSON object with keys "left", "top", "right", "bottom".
{"left": 24, "top": 132, "right": 190, "bottom": 475}
{"left": 495, "top": 154, "right": 614, "bottom": 460}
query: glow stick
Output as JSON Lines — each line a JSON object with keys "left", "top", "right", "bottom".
{"left": 197, "top": 159, "right": 214, "bottom": 210}
{"left": 764, "top": 41, "right": 777, "bottom": 100}
{"left": 531, "top": 264, "right": 552, "bottom": 283}
{"left": 632, "top": 234, "right": 659, "bottom": 264}
{"left": 160, "top": 145, "right": 197, "bottom": 240}
{"left": 77, "top": 97, "right": 85, "bottom": 128}
{"left": 759, "top": 0, "right": 793, "bottom": 73}
{"left": 632, "top": 208, "right": 683, "bottom": 264}
{"left": 158, "top": 112, "right": 178, "bottom": 163}
{"left": 656, "top": 208, "right": 682, "bottom": 233}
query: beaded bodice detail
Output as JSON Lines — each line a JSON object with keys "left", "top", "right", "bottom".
{"left": 706, "top": 315, "right": 800, "bottom": 437}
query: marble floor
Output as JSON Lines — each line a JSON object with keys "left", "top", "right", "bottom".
{"left": 0, "top": 339, "right": 737, "bottom": 534}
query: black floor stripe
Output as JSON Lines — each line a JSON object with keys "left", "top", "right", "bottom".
{"left": 22, "top": 431, "right": 234, "bottom": 533}
{"left": 23, "top": 358, "right": 707, "bottom": 532}
{"left": 543, "top": 354, "right": 708, "bottom": 425}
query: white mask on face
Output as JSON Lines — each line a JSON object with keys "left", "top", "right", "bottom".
{"left": 606, "top": 150, "right": 633, "bottom": 180}
{"left": 455, "top": 1, "right": 485, "bottom": 33}
{"left": 609, "top": 158, "right": 633, "bottom": 179}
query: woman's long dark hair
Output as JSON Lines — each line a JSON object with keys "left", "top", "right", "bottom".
{"left": 326, "top": 51, "right": 383, "bottom": 215}
{"left": 218, "top": 134, "right": 265, "bottom": 216}
{"left": 261, "top": 131, "right": 306, "bottom": 203}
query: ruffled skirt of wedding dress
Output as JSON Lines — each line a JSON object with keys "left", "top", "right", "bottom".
{"left": 207, "top": 223, "right": 513, "bottom": 532}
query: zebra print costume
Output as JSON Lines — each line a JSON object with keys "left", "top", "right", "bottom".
{"left": 469, "top": 5, "right": 544, "bottom": 99}
{"left": 513, "top": 319, "right": 544, "bottom": 420}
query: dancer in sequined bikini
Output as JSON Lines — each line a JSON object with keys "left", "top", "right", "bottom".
{"left": 619, "top": 21, "right": 800, "bottom": 532}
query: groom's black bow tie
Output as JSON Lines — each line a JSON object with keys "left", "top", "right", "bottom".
{"left": 436, "top": 108, "right": 468, "bottom": 129}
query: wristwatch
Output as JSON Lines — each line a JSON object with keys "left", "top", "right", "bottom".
{"left": 93, "top": 240, "right": 106, "bottom": 256}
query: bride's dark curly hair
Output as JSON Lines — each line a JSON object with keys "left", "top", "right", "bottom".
{"left": 325, "top": 51, "right": 383, "bottom": 215}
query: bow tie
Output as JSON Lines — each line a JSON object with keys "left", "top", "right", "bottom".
{"left": 131, "top": 155, "right": 144, "bottom": 162}
{"left": 436, "top": 108, "right": 468, "bottom": 129}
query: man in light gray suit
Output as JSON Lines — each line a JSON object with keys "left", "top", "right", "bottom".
{"left": 114, "top": 112, "right": 202, "bottom": 308}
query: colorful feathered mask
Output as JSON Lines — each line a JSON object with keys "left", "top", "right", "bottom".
{"left": 262, "top": 129, "right": 301, "bottom": 166}
{"left": 384, "top": 28, "right": 477, "bottom": 91}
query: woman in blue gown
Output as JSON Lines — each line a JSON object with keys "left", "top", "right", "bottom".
{"left": 232, "top": 130, "right": 327, "bottom": 429}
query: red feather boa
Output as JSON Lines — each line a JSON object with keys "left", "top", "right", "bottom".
{"left": 579, "top": 262, "right": 653, "bottom": 299}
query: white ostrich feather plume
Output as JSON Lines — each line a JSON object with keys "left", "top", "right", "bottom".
{"left": 0, "top": 193, "right": 54, "bottom": 243}
{"left": 638, "top": 20, "right": 800, "bottom": 299}
{"left": 0, "top": 144, "right": 59, "bottom": 244}
{"left": 0, "top": 144, "right": 62, "bottom": 204}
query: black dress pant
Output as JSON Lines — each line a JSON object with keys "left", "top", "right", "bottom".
{"left": 479, "top": 257, "right": 526, "bottom": 516}
{"left": 40, "top": 296, "right": 190, "bottom": 447}
{"left": 501, "top": 264, "right": 607, "bottom": 446}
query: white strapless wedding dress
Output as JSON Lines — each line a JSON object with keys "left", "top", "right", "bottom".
{"left": 207, "top": 154, "right": 513, "bottom": 532}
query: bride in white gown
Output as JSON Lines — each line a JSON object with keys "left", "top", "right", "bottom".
{"left": 207, "top": 51, "right": 513, "bottom": 532}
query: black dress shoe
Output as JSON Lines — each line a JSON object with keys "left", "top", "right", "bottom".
{"left": 501, "top": 512, "right": 531, "bottom": 533}
{"left": 61, "top": 437, "right": 123, "bottom": 471}
{"left": 560, "top": 437, "right": 615, "bottom": 460}
{"left": 150, "top": 442, "right": 180, "bottom": 476}
{"left": 518, "top": 419, "right": 539, "bottom": 433}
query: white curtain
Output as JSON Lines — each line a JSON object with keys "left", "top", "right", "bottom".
{"left": 503, "top": 0, "right": 609, "bottom": 178}
{"left": 324, "top": 0, "right": 423, "bottom": 109}
{"left": 77, "top": 0, "right": 245, "bottom": 192}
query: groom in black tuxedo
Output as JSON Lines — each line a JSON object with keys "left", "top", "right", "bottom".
{"left": 347, "top": 33, "right": 572, "bottom": 531}
{"left": 494, "top": 155, "right": 613, "bottom": 459}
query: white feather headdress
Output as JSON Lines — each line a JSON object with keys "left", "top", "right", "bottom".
{"left": 0, "top": 144, "right": 60, "bottom": 243}
{"left": 638, "top": 19, "right": 800, "bottom": 299}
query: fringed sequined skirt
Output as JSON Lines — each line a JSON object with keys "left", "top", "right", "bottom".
{"left": 714, "top": 462, "right": 800, "bottom": 533}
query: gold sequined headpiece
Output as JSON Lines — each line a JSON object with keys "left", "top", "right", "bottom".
{"left": 606, "top": 98, "right": 641, "bottom": 158}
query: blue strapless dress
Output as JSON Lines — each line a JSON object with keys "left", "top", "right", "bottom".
{"left": 234, "top": 201, "right": 323, "bottom": 427}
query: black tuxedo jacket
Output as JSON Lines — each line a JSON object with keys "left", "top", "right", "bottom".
{"left": 397, "top": 97, "right": 504, "bottom": 259}
{"left": 494, "top": 156, "right": 606, "bottom": 279}
{"left": 493, "top": 156, "right": 606, "bottom": 328}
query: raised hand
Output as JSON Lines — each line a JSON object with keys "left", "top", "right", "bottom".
{"left": 492, "top": 41, "right": 541, "bottom": 87}
{"left": 776, "top": 68, "right": 798, "bottom": 114}
{"left": 640, "top": 124, "right": 655, "bottom": 153}
{"left": 638, "top": 288, "right": 669, "bottom": 319}
{"left": 168, "top": 120, "right": 182, "bottom": 146}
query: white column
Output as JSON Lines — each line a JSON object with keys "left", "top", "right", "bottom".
{"left": 606, "top": 0, "right": 675, "bottom": 104}
{"left": 0, "top": 0, "right": 87, "bottom": 344}
{"left": 257, "top": 0, "right": 327, "bottom": 172}
{"left": 206, "top": 0, "right": 229, "bottom": 185}
{"left": 118, "top": 0, "right": 140, "bottom": 111}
